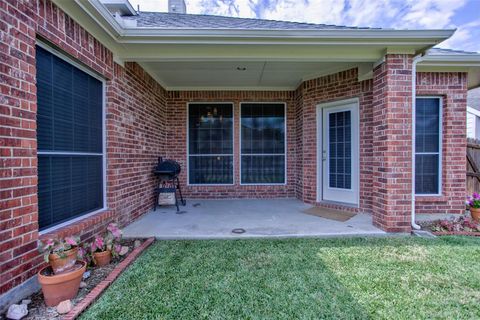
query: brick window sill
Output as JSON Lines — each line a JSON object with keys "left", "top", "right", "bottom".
{"left": 39, "top": 209, "right": 114, "bottom": 240}
{"left": 415, "top": 195, "right": 449, "bottom": 203}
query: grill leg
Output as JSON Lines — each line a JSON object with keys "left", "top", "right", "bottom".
{"left": 176, "top": 177, "right": 186, "bottom": 206}
{"left": 154, "top": 187, "right": 159, "bottom": 211}
{"left": 175, "top": 194, "right": 180, "bottom": 212}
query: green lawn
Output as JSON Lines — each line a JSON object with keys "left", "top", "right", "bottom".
{"left": 80, "top": 236, "right": 480, "bottom": 320}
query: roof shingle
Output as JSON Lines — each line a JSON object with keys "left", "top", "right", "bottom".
{"left": 124, "top": 11, "right": 374, "bottom": 30}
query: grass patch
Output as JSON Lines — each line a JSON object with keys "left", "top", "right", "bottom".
{"left": 80, "top": 236, "right": 480, "bottom": 319}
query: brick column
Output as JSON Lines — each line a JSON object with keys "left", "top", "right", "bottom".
{"left": 371, "top": 54, "right": 413, "bottom": 232}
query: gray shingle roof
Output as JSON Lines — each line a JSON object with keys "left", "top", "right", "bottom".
{"left": 428, "top": 48, "right": 480, "bottom": 55}
{"left": 124, "top": 11, "right": 374, "bottom": 30}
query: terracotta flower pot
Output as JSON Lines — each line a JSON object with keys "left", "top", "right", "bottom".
{"left": 470, "top": 207, "right": 480, "bottom": 222}
{"left": 38, "top": 260, "right": 86, "bottom": 307}
{"left": 93, "top": 250, "right": 111, "bottom": 267}
{"left": 48, "top": 247, "right": 78, "bottom": 274}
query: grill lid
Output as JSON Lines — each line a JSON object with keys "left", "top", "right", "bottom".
{"left": 154, "top": 157, "right": 181, "bottom": 177}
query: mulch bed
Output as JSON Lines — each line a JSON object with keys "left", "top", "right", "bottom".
{"left": 431, "top": 231, "right": 480, "bottom": 236}
{"left": 418, "top": 220, "right": 480, "bottom": 237}
{"left": 5, "top": 238, "right": 150, "bottom": 320}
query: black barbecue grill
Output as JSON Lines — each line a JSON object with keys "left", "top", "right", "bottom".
{"left": 153, "top": 157, "right": 186, "bottom": 211}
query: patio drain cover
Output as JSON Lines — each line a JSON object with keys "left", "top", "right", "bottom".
{"left": 232, "top": 228, "right": 246, "bottom": 234}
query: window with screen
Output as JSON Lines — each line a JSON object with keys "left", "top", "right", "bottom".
{"left": 36, "top": 45, "right": 104, "bottom": 230}
{"left": 415, "top": 97, "right": 441, "bottom": 195}
{"left": 188, "top": 103, "right": 233, "bottom": 184}
{"left": 241, "top": 103, "right": 286, "bottom": 184}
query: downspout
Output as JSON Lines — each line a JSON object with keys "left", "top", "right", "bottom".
{"left": 411, "top": 54, "right": 424, "bottom": 230}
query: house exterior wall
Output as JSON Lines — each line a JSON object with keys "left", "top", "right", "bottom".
{"left": 0, "top": 0, "right": 469, "bottom": 301}
{"left": 165, "top": 91, "right": 296, "bottom": 199}
{"left": 0, "top": 0, "right": 167, "bottom": 296}
{"left": 415, "top": 72, "right": 467, "bottom": 215}
{"left": 296, "top": 69, "right": 374, "bottom": 212}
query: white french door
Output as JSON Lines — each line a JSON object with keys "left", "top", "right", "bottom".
{"left": 318, "top": 99, "right": 359, "bottom": 205}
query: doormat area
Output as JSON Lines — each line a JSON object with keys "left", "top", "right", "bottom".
{"left": 302, "top": 207, "right": 356, "bottom": 222}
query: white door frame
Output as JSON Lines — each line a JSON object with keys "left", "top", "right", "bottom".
{"left": 316, "top": 98, "right": 360, "bottom": 206}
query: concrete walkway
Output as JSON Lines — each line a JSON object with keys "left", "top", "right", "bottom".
{"left": 123, "top": 199, "right": 385, "bottom": 239}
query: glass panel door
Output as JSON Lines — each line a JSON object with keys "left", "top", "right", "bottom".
{"left": 321, "top": 101, "right": 359, "bottom": 205}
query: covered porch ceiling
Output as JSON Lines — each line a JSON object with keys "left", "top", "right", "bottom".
{"left": 138, "top": 61, "right": 369, "bottom": 91}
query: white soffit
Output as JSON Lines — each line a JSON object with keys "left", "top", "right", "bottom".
{"left": 139, "top": 61, "right": 362, "bottom": 90}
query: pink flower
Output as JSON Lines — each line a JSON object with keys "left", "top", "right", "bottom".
{"left": 92, "top": 236, "right": 104, "bottom": 251}
{"left": 65, "top": 237, "right": 77, "bottom": 246}
{"left": 107, "top": 223, "right": 122, "bottom": 239}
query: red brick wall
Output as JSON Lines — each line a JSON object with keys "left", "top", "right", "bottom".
{"left": 294, "top": 88, "right": 304, "bottom": 200}
{"left": 415, "top": 72, "right": 467, "bottom": 215}
{"left": 0, "top": 0, "right": 167, "bottom": 295}
{"left": 165, "top": 91, "right": 296, "bottom": 198}
{"left": 371, "top": 54, "right": 413, "bottom": 232}
{"left": 1, "top": 0, "right": 43, "bottom": 296}
{"left": 106, "top": 62, "right": 167, "bottom": 226}
{"left": 297, "top": 69, "right": 374, "bottom": 212}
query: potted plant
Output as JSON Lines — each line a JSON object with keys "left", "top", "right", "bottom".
{"left": 37, "top": 236, "right": 86, "bottom": 307}
{"left": 37, "top": 261, "right": 86, "bottom": 307}
{"left": 38, "top": 236, "right": 81, "bottom": 274}
{"left": 467, "top": 193, "right": 480, "bottom": 222}
{"left": 90, "top": 223, "right": 122, "bottom": 267}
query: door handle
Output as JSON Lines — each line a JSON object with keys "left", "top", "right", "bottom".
{"left": 322, "top": 150, "right": 327, "bottom": 161}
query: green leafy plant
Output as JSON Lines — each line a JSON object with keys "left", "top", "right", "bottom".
{"left": 37, "top": 236, "right": 81, "bottom": 263}
{"left": 89, "top": 223, "right": 123, "bottom": 257}
{"left": 466, "top": 192, "right": 480, "bottom": 208}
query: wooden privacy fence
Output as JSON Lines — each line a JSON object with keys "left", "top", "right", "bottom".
{"left": 467, "top": 138, "right": 480, "bottom": 195}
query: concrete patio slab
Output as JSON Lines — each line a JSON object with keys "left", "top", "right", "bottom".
{"left": 123, "top": 199, "right": 386, "bottom": 239}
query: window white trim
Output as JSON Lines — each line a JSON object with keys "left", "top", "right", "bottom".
{"left": 239, "top": 102, "right": 287, "bottom": 186}
{"left": 415, "top": 96, "right": 443, "bottom": 196}
{"left": 36, "top": 41, "right": 107, "bottom": 231}
{"left": 186, "top": 102, "right": 235, "bottom": 186}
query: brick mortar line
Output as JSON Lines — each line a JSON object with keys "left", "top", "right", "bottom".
{"left": 61, "top": 237, "right": 155, "bottom": 320}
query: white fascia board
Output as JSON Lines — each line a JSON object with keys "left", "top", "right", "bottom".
{"left": 119, "top": 28, "right": 454, "bottom": 39}
{"left": 116, "top": 29, "right": 455, "bottom": 46}
{"left": 468, "top": 106, "right": 480, "bottom": 117}
{"left": 100, "top": 0, "right": 137, "bottom": 16}
{"left": 419, "top": 54, "right": 480, "bottom": 67}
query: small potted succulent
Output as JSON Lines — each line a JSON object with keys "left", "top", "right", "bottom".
{"left": 467, "top": 193, "right": 480, "bottom": 222}
{"left": 38, "top": 236, "right": 81, "bottom": 274}
{"left": 90, "top": 223, "right": 122, "bottom": 267}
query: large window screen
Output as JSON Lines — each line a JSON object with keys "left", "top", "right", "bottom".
{"left": 415, "top": 97, "right": 441, "bottom": 195}
{"left": 188, "top": 103, "right": 233, "bottom": 184}
{"left": 36, "top": 45, "right": 104, "bottom": 230}
{"left": 241, "top": 103, "right": 286, "bottom": 184}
